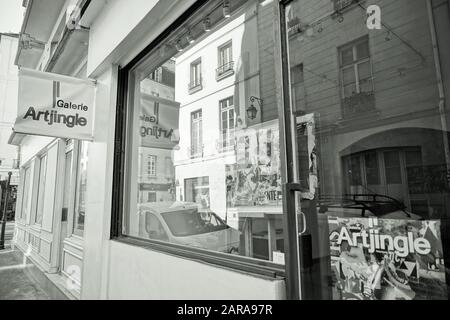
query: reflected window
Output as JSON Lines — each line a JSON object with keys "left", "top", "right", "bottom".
{"left": 120, "top": 0, "right": 285, "bottom": 263}
{"left": 185, "top": 177, "right": 209, "bottom": 209}
{"left": 35, "top": 155, "right": 47, "bottom": 225}
{"left": 339, "top": 37, "right": 374, "bottom": 116}
{"left": 217, "top": 41, "right": 234, "bottom": 79}
{"left": 147, "top": 155, "right": 157, "bottom": 177}
{"left": 190, "top": 110, "right": 203, "bottom": 157}
{"left": 189, "top": 58, "right": 202, "bottom": 92}
{"left": 73, "top": 141, "right": 88, "bottom": 236}
{"left": 220, "top": 97, "right": 235, "bottom": 150}
{"left": 20, "top": 166, "right": 31, "bottom": 220}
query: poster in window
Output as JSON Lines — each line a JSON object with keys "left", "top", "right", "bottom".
{"left": 296, "top": 113, "right": 318, "bottom": 200}
{"left": 328, "top": 216, "right": 447, "bottom": 300}
{"left": 226, "top": 120, "right": 282, "bottom": 207}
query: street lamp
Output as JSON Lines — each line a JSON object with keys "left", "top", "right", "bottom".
{"left": 247, "top": 96, "right": 262, "bottom": 120}
{"left": 0, "top": 172, "right": 12, "bottom": 250}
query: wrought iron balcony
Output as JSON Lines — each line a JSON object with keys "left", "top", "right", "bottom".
{"left": 216, "top": 61, "right": 234, "bottom": 80}
{"left": 333, "top": 0, "right": 361, "bottom": 12}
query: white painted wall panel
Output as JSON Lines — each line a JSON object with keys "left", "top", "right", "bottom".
{"left": 41, "top": 144, "right": 58, "bottom": 232}
{"left": 107, "top": 241, "right": 285, "bottom": 300}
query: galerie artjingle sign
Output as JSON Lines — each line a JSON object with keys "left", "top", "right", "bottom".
{"left": 14, "top": 68, "right": 95, "bottom": 140}
{"left": 328, "top": 217, "right": 447, "bottom": 300}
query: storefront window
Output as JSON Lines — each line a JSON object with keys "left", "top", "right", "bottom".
{"left": 73, "top": 141, "right": 88, "bottom": 236}
{"left": 121, "top": 0, "right": 285, "bottom": 264}
{"left": 284, "top": 0, "right": 449, "bottom": 299}
{"left": 35, "top": 155, "right": 47, "bottom": 224}
{"left": 20, "top": 166, "right": 31, "bottom": 220}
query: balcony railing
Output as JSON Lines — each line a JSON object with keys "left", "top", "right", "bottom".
{"left": 188, "top": 77, "right": 202, "bottom": 94}
{"left": 333, "top": 0, "right": 361, "bottom": 12}
{"left": 216, "top": 61, "right": 234, "bottom": 80}
{"left": 342, "top": 91, "right": 376, "bottom": 118}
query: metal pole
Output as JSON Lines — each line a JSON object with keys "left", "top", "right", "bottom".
{"left": 0, "top": 172, "right": 12, "bottom": 250}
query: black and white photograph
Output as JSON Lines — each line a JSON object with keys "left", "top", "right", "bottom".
{"left": 0, "top": 0, "right": 449, "bottom": 309}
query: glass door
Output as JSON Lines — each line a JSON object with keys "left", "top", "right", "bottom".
{"left": 282, "top": 0, "right": 450, "bottom": 300}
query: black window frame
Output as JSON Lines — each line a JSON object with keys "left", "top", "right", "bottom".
{"left": 111, "top": 0, "right": 286, "bottom": 280}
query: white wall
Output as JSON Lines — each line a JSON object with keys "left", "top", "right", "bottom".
{"left": 107, "top": 240, "right": 286, "bottom": 300}
{"left": 0, "top": 35, "right": 19, "bottom": 182}
{"left": 81, "top": 65, "right": 117, "bottom": 299}
{"left": 87, "top": 0, "right": 197, "bottom": 77}
{"left": 80, "top": 0, "right": 287, "bottom": 300}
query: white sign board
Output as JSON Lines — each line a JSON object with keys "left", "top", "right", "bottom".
{"left": 13, "top": 68, "right": 95, "bottom": 140}
{"left": 139, "top": 94, "right": 180, "bottom": 149}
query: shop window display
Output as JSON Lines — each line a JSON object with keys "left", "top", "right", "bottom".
{"left": 285, "top": 0, "right": 449, "bottom": 299}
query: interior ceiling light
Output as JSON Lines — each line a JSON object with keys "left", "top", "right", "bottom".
{"left": 223, "top": 0, "right": 231, "bottom": 18}
{"left": 175, "top": 40, "right": 183, "bottom": 52}
{"left": 187, "top": 31, "right": 195, "bottom": 44}
{"left": 203, "top": 17, "right": 211, "bottom": 32}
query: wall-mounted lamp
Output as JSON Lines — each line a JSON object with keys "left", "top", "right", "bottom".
{"left": 385, "top": 31, "right": 392, "bottom": 41}
{"left": 203, "top": 17, "right": 211, "bottom": 32}
{"left": 317, "top": 23, "right": 323, "bottom": 33}
{"left": 247, "top": 96, "right": 263, "bottom": 120}
{"left": 223, "top": 0, "right": 231, "bottom": 18}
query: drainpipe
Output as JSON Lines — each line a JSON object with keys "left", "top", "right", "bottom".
{"left": 427, "top": 0, "right": 450, "bottom": 184}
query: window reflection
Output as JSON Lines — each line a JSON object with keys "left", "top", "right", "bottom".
{"left": 286, "top": 0, "right": 449, "bottom": 300}
{"left": 124, "top": 0, "right": 285, "bottom": 263}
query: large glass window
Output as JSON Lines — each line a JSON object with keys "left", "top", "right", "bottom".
{"left": 217, "top": 40, "right": 234, "bottom": 79}
{"left": 189, "top": 58, "right": 202, "bottom": 92}
{"left": 190, "top": 110, "right": 203, "bottom": 157}
{"left": 73, "top": 141, "right": 88, "bottom": 236}
{"left": 119, "top": 0, "right": 285, "bottom": 266}
{"left": 220, "top": 97, "right": 235, "bottom": 150}
{"left": 62, "top": 144, "right": 73, "bottom": 228}
{"left": 20, "top": 166, "right": 31, "bottom": 220}
{"left": 285, "top": 0, "right": 450, "bottom": 300}
{"left": 35, "top": 155, "right": 47, "bottom": 225}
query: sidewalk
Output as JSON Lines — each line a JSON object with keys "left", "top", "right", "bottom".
{"left": 0, "top": 248, "right": 51, "bottom": 300}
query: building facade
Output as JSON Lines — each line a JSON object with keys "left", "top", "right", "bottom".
{"left": 0, "top": 32, "right": 20, "bottom": 221}
{"left": 0, "top": 33, "right": 20, "bottom": 185}
{"left": 9, "top": 0, "right": 450, "bottom": 300}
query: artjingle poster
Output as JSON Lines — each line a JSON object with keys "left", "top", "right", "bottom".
{"left": 328, "top": 217, "right": 447, "bottom": 300}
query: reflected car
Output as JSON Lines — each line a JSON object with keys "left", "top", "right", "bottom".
{"left": 316, "top": 194, "right": 423, "bottom": 220}
{"left": 138, "top": 202, "right": 240, "bottom": 254}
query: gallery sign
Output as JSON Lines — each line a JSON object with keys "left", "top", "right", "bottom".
{"left": 13, "top": 68, "right": 95, "bottom": 140}
{"left": 328, "top": 216, "right": 447, "bottom": 300}
{"left": 139, "top": 94, "right": 180, "bottom": 149}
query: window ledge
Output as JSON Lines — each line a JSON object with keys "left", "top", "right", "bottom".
{"left": 190, "top": 153, "right": 203, "bottom": 159}
{"left": 188, "top": 83, "right": 203, "bottom": 94}
{"left": 216, "top": 69, "right": 234, "bottom": 81}
{"left": 111, "top": 236, "right": 285, "bottom": 280}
